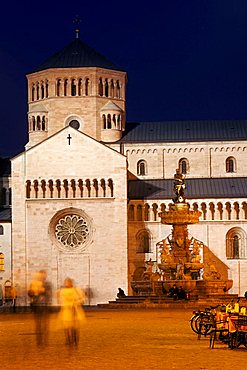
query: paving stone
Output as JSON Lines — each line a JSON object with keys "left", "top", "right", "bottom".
{"left": 0, "top": 308, "right": 246, "bottom": 369}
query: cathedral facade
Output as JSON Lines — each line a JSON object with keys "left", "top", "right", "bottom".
{"left": 0, "top": 36, "right": 247, "bottom": 305}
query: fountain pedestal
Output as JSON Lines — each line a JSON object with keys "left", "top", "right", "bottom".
{"left": 131, "top": 169, "right": 233, "bottom": 300}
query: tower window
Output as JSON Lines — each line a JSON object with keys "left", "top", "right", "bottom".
{"left": 85, "top": 78, "right": 89, "bottom": 96}
{"left": 0, "top": 225, "right": 4, "bottom": 235}
{"left": 71, "top": 79, "right": 76, "bottom": 96}
{"left": 56, "top": 79, "right": 61, "bottom": 96}
{"left": 98, "top": 78, "right": 103, "bottom": 96}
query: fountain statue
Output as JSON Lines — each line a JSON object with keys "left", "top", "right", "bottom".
{"left": 131, "top": 169, "right": 233, "bottom": 299}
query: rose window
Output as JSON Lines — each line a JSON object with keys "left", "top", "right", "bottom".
{"left": 55, "top": 214, "right": 89, "bottom": 250}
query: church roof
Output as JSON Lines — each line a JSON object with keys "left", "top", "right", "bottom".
{"left": 121, "top": 120, "right": 247, "bottom": 143}
{"left": 128, "top": 177, "right": 247, "bottom": 200}
{"left": 30, "top": 38, "right": 122, "bottom": 73}
{"left": 0, "top": 208, "right": 11, "bottom": 221}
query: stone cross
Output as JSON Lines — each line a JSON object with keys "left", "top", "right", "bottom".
{"left": 67, "top": 134, "right": 72, "bottom": 145}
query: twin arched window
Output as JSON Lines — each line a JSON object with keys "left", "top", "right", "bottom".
{"left": 226, "top": 227, "right": 247, "bottom": 259}
{"left": 137, "top": 160, "right": 147, "bottom": 176}
{"left": 226, "top": 157, "right": 236, "bottom": 173}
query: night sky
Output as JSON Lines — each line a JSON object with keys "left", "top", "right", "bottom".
{"left": 1, "top": 0, "right": 247, "bottom": 156}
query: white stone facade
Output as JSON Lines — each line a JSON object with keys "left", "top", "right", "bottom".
{"left": 11, "top": 127, "right": 128, "bottom": 305}
{"left": 1, "top": 37, "right": 247, "bottom": 305}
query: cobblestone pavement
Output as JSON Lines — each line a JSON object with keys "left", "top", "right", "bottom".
{"left": 0, "top": 308, "right": 246, "bottom": 370}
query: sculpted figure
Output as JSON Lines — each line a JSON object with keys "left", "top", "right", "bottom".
{"left": 173, "top": 168, "right": 186, "bottom": 203}
{"left": 203, "top": 261, "right": 221, "bottom": 281}
{"left": 160, "top": 239, "right": 172, "bottom": 263}
{"left": 191, "top": 239, "right": 201, "bottom": 263}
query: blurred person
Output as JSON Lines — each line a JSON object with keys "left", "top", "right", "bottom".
{"left": 28, "top": 270, "right": 52, "bottom": 346}
{"left": 10, "top": 285, "right": 17, "bottom": 312}
{"left": 58, "top": 277, "right": 85, "bottom": 347}
{"left": 0, "top": 284, "right": 3, "bottom": 306}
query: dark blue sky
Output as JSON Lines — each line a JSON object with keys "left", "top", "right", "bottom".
{"left": 1, "top": 0, "right": 247, "bottom": 156}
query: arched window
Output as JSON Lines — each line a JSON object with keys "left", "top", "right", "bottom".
{"left": 108, "top": 179, "right": 114, "bottom": 197}
{"left": 42, "top": 116, "right": 46, "bottom": 131}
{"left": 37, "top": 116, "right": 41, "bottom": 130}
{"left": 105, "top": 79, "right": 109, "bottom": 97}
{"left": 128, "top": 204, "right": 134, "bottom": 221}
{"left": 85, "top": 78, "right": 89, "bottom": 96}
{"left": 102, "top": 115, "right": 107, "bottom": 129}
{"left": 137, "top": 160, "right": 147, "bottom": 176}
{"left": 0, "top": 253, "right": 4, "bottom": 271}
{"left": 78, "top": 79, "right": 82, "bottom": 96}
{"left": 71, "top": 79, "right": 76, "bottom": 96}
{"left": 226, "top": 227, "right": 247, "bottom": 259}
{"left": 45, "top": 81, "right": 49, "bottom": 97}
{"left": 98, "top": 78, "right": 103, "bottom": 96}
{"left": 31, "top": 85, "right": 35, "bottom": 101}
{"left": 41, "top": 83, "right": 45, "bottom": 99}
{"left": 0, "top": 225, "right": 4, "bottom": 235}
{"left": 116, "top": 80, "right": 120, "bottom": 98}
{"left": 36, "top": 83, "right": 39, "bottom": 100}
{"left": 137, "top": 204, "right": 143, "bottom": 221}
{"left": 32, "top": 116, "right": 35, "bottom": 131}
{"left": 110, "top": 79, "right": 114, "bottom": 97}
{"left": 226, "top": 157, "right": 236, "bottom": 173}
{"left": 26, "top": 181, "right": 31, "bottom": 198}
{"left": 64, "top": 79, "right": 68, "bottom": 96}
{"left": 136, "top": 230, "right": 151, "bottom": 253}
{"left": 152, "top": 203, "right": 158, "bottom": 221}
{"left": 107, "top": 114, "right": 111, "bottom": 129}
{"left": 56, "top": 79, "right": 61, "bottom": 96}
{"left": 179, "top": 158, "right": 189, "bottom": 174}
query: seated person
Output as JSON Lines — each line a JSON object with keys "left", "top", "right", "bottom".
{"left": 117, "top": 288, "right": 126, "bottom": 298}
{"left": 177, "top": 286, "right": 186, "bottom": 300}
{"left": 168, "top": 284, "right": 179, "bottom": 300}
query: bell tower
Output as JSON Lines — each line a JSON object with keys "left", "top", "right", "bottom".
{"left": 25, "top": 31, "right": 127, "bottom": 149}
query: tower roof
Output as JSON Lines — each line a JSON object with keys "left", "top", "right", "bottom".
{"left": 30, "top": 38, "right": 123, "bottom": 73}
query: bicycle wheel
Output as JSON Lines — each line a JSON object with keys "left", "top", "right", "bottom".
{"left": 190, "top": 314, "right": 199, "bottom": 333}
{"left": 195, "top": 313, "right": 214, "bottom": 335}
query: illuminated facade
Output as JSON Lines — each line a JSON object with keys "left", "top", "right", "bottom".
{"left": 0, "top": 36, "right": 247, "bottom": 305}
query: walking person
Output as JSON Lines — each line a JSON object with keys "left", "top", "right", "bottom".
{"left": 28, "top": 270, "right": 52, "bottom": 346}
{"left": 58, "top": 277, "right": 85, "bottom": 347}
{"left": 10, "top": 285, "right": 17, "bottom": 313}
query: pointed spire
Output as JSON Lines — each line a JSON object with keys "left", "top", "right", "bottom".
{"left": 73, "top": 15, "right": 82, "bottom": 39}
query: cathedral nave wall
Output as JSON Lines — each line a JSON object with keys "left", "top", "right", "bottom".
{"left": 121, "top": 141, "right": 247, "bottom": 179}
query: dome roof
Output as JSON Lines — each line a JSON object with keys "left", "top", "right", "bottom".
{"left": 29, "top": 38, "right": 123, "bottom": 73}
